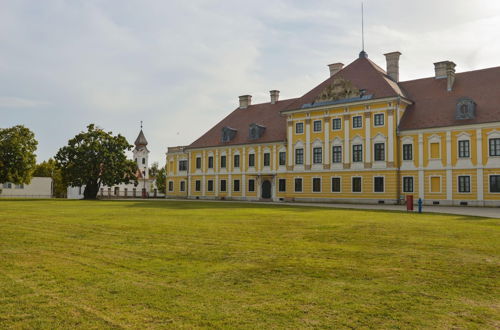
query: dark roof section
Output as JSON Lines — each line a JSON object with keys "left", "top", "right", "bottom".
{"left": 188, "top": 98, "right": 298, "bottom": 149}
{"left": 399, "top": 66, "right": 500, "bottom": 130}
{"left": 285, "top": 56, "right": 405, "bottom": 111}
{"left": 134, "top": 129, "right": 148, "bottom": 147}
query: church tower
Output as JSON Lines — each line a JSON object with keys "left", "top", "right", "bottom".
{"left": 133, "top": 123, "right": 149, "bottom": 179}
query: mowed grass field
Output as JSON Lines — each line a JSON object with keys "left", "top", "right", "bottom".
{"left": 0, "top": 200, "right": 498, "bottom": 329}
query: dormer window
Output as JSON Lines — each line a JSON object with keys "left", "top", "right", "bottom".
{"left": 249, "top": 123, "right": 265, "bottom": 140}
{"left": 221, "top": 127, "right": 237, "bottom": 142}
{"left": 456, "top": 98, "right": 476, "bottom": 120}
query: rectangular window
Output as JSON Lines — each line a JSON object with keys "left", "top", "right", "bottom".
{"left": 180, "top": 181, "right": 186, "bottom": 192}
{"left": 332, "top": 118, "right": 341, "bottom": 130}
{"left": 220, "top": 180, "right": 227, "bottom": 192}
{"left": 263, "top": 153, "right": 270, "bottom": 167}
{"left": 294, "top": 178, "right": 303, "bottom": 192}
{"left": 233, "top": 180, "right": 240, "bottom": 192}
{"left": 178, "top": 160, "right": 188, "bottom": 171}
{"left": 374, "top": 113, "right": 384, "bottom": 126}
{"left": 331, "top": 177, "right": 341, "bottom": 192}
{"left": 208, "top": 156, "right": 214, "bottom": 169}
{"left": 490, "top": 175, "right": 500, "bottom": 193}
{"left": 430, "top": 142, "right": 440, "bottom": 159}
{"left": 403, "top": 177, "right": 414, "bottom": 193}
{"left": 248, "top": 179, "right": 255, "bottom": 192}
{"left": 313, "top": 120, "right": 322, "bottom": 132}
{"left": 278, "top": 179, "right": 286, "bottom": 192}
{"left": 196, "top": 157, "right": 201, "bottom": 169}
{"left": 458, "top": 140, "right": 470, "bottom": 158}
{"left": 295, "top": 122, "right": 304, "bottom": 134}
{"left": 2, "top": 182, "right": 12, "bottom": 189}
{"left": 313, "top": 147, "right": 322, "bottom": 164}
{"left": 207, "top": 180, "right": 214, "bottom": 192}
{"left": 168, "top": 181, "right": 173, "bottom": 191}
{"left": 332, "top": 146, "right": 342, "bottom": 163}
{"left": 248, "top": 154, "right": 255, "bottom": 167}
{"left": 403, "top": 144, "right": 413, "bottom": 161}
{"left": 279, "top": 151, "right": 286, "bottom": 166}
{"left": 374, "top": 143, "right": 385, "bottom": 161}
{"left": 312, "top": 178, "right": 321, "bottom": 192}
{"left": 295, "top": 148, "right": 304, "bottom": 165}
{"left": 352, "top": 116, "right": 362, "bottom": 128}
{"left": 195, "top": 180, "right": 201, "bottom": 192}
{"left": 220, "top": 155, "right": 227, "bottom": 168}
{"left": 142, "top": 158, "right": 146, "bottom": 164}
{"left": 458, "top": 176, "right": 470, "bottom": 193}
{"left": 352, "top": 144, "right": 363, "bottom": 162}
{"left": 489, "top": 138, "right": 500, "bottom": 156}
{"left": 430, "top": 177, "right": 441, "bottom": 193}
{"left": 374, "top": 177, "right": 384, "bottom": 192}
{"left": 352, "top": 177, "right": 362, "bottom": 192}
{"left": 233, "top": 154, "right": 240, "bottom": 168}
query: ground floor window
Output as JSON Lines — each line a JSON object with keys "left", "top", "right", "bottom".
{"left": 207, "top": 180, "right": 214, "bottom": 192}
{"left": 312, "top": 178, "right": 321, "bottom": 192}
{"left": 233, "top": 180, "right": 240, "bottom": 192}
{"left": 458, "top": 176, "right": 471, "bottom": 193}
{"left": 278, "top": 179, "right": 286, "bottom": 192}
{"left": 220, "top": 180, "right": 227, "bottom": 192}
{"left": 294, "top": 178, "right": 303, "bottom": 192}
{"left": 114, "top": 187, "right": 119, "bottom": 195}
{"left": 195, "top": 180, "right": 201, "bottom": 192}
{"left": 168, "top": 181, "right": 173, "bottom": 192}
{"left": 352, "top": 177, "right": 362, "bottom": 192}
{"left": 248, "top": 179, "right": 255, "bottom": 192}
{"left": 180, "top": 181, "right": 186, "bottom": 192}
{"left": 374, "top": 177, "right": 384, "bottom": 192}
{"left": 430, "top": 176, "right": 441, "bottom": 193}
{"left": 331, "top": 177, "right": 341, "bottom": 192}
{"left": 489, "top": 175, "right": 500, "bottom": 193}
{"left": 403, "top": 177, "right": 413, "bottom": 193}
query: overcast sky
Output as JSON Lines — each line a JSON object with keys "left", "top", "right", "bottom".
{"left": 1, "top": 0, "right": 499, "bottom": 165}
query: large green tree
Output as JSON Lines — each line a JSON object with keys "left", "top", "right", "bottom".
{"left": 33, "top": 159, "right": 66, "bottom": 198}
{"left": 0, "top": 125, "right": 38, "bottom": 184}
{"left": 154, "top": 165, "right": 166, "bottom": 194}
{"left": 55, "top": 124, "right": 138, "bottom": 199}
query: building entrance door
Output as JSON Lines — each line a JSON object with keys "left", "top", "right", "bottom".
{"left": 262, "top": 180, "right": 271, "bottom": 199}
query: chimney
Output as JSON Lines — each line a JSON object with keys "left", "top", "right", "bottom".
{"left": 328, "top": 63, "right": 344, "bottom": 77}
{"left": 239, "top": 95, "right": 252, "bottom": 109}
{"left": 434, "top": 61, "right": 456, "bottom": 91}
{"left": 270, "top": 90, "right": 280, "bottom": 104}
{"left": 384, "top": 51, "right": 402, "bottom": 82}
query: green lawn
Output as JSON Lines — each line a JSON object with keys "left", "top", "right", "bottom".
{"left": 0, "top": 200, "right": 498, "bottom": 329}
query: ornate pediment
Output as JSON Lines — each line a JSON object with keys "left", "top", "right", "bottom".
{"left": 315, "top": 77, "right": 361, "bottom": 103}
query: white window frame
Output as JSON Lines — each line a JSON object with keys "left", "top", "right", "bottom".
{"left": 373, "top": 113, "right": 385, "bottom": 127}
{"left": 402, "top": 176, "right": 414, "bottom": 193}
{"left": 312, "top": 177, "right": 322, "bottom": 193}
{"left": 457, "top": 175, "right": 471, "bottom": 194}
{"left": 331, "top": 176, "right": 342, "bottom": 193}
{"left": 351, "top": 176, "right": 362, "bottom": 193}
{"left": 373, "top": 176, "right": 385, "bottom": 193}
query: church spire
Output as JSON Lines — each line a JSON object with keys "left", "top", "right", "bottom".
{"left": 134, "top": 121, "right": 148, "bottom": 147}
{"left": 359, "top": 2, "right": 368, "bottom": 59}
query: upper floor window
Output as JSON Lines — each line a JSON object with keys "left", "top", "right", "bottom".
{"left": 248, "top": 154, "right": 255, "bottom": 167}
{"left": 332, "top": 146, "right": 342, "bottom": 163}
{"left": 313, "top": 120, "right": 322, "bottom": 132}
{"left": 178, "top": 160, "right": 188, "bottom": 171}
{"left": 233, "top": 154, "right": 240, "bottom": 168}
{"left": 142, "top": 158, "right": 146, "bottom": 164}
{"left": 374, "top": 143, "right": 385, "bottom": 161}
{"left": 403, "top": 144, "right": 413, "bottom": 161}
{"left": 196, "top": 157, "right": 201, "bottom": 169}
{"left": 458, "top": 140, "right": 470, "bottom": 158}
{"left": 313, "top": 147, "right": 322, "bottom": 164}
{"left": 208, "top": 156, "right": 214, "bottom": 169}
{"left": 430, "top": 143, "right": 440, "bottom": 159}
{"left": 489, "top": 138, "right": 500, "bottom": 156}
{"left": 220, "top": 155, "right": 227, "bottom": 168}
{"left": 279, "top": 151, "right": 286, "bottom": 166}
{"left": 295, "top": 148, "right": 304, "bottom": 165}
{"left": 374, "top": 113, "right": 384, "bottom": 126}
{"left": 332, "top": 118, "right": 342, "bottom": 130}
{"left": 263, "top": 153, "right": 271, "bottom": 167}
{"left": 295, "top": 122, "right": 304, "bottom": 134}
{"left": 352, "top": 116, "right": 362, "bottom": 128}
{"left": 352, "top": 144, "right": 363, "bottom": 162}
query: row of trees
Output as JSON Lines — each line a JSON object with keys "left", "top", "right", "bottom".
{"left": 1, "top": 124, "right": 166, "bottom": 199}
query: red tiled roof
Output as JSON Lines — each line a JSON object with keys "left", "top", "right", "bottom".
{"left": 399, "top": 66, "right": 500, "bottom": 130}
{"left": 187, "top": 98, "right": 298, "bottom": 149}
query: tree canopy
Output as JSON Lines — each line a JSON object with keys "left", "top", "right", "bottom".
{"left": 0, "top": 125, "right": 38, "bottom": 184}
{"left": 55, "top": 124, "right": 137, "bottom": 199}
{"left": 154, "top": 165, "right": 166, "bottom": 194}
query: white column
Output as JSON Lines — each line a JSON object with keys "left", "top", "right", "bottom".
{"left": 305, "top": 119, "right": 311, "bottom": 168}
{"left": 344, "top": 115, "right": 350, "bottom": 166}
{"left": 388, "top": 110, "right": 394, "bottom": 165}
{"left": 365, "top": 113, "right": 371, "bottom": 163}
{"left": 228, "top": 148, "right": 232, "bottom": 198}
{"left": 215, "top": 150, "right": 219, "bottom": 196}
{"left": 476, "top": 128, "right": 484, "bottom": 203}
{"left": 242, "top": 147, "right": 246, "bottom": 198}
{"left": 446, "top": 131, "right": 452, "bottom": 201}
{"left": 418, "top": 133, "right": 424, "bottom": 199}
{"left": 272, "top": 145, "right": 277, "bottom": 171}
{"left": 324, "top": 117, "right": 330, "bottom": 166}
{"left": 287, "top": 122, "right": 293, "bottom": 167}
{"left": 202, "top": 150, "right": 206, "bottom": 195}
{"left": 257, "top": 146, "right": 261, "bottom": 173}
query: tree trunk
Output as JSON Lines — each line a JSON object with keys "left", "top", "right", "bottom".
{"left": 83, "top": 181, "right": 99, "bottom": 199}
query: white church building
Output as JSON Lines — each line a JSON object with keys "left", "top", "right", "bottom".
{"left": 67, "top": 127, "right": 163, "bottom": 199}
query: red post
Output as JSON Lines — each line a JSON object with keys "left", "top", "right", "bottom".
{"left": 406, "top": 195, "right": 414, "bottom": 211}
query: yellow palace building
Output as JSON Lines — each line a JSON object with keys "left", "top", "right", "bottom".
{"left": 166, "top": 50, "right": 500, "bottom": 206}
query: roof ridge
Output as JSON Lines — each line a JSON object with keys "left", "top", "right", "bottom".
{"left": 401, "top": 65, "right": 500, "bottom": 84}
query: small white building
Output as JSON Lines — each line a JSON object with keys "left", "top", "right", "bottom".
{"left": 67, "top": 127, "right": 163, "bottom": 199}
{"left": 1, "top": 177, "right": 53, "bottom": 198}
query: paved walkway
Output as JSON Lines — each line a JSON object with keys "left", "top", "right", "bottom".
{"left": 145, "top": 198, "right": 500, "bottom": 219}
